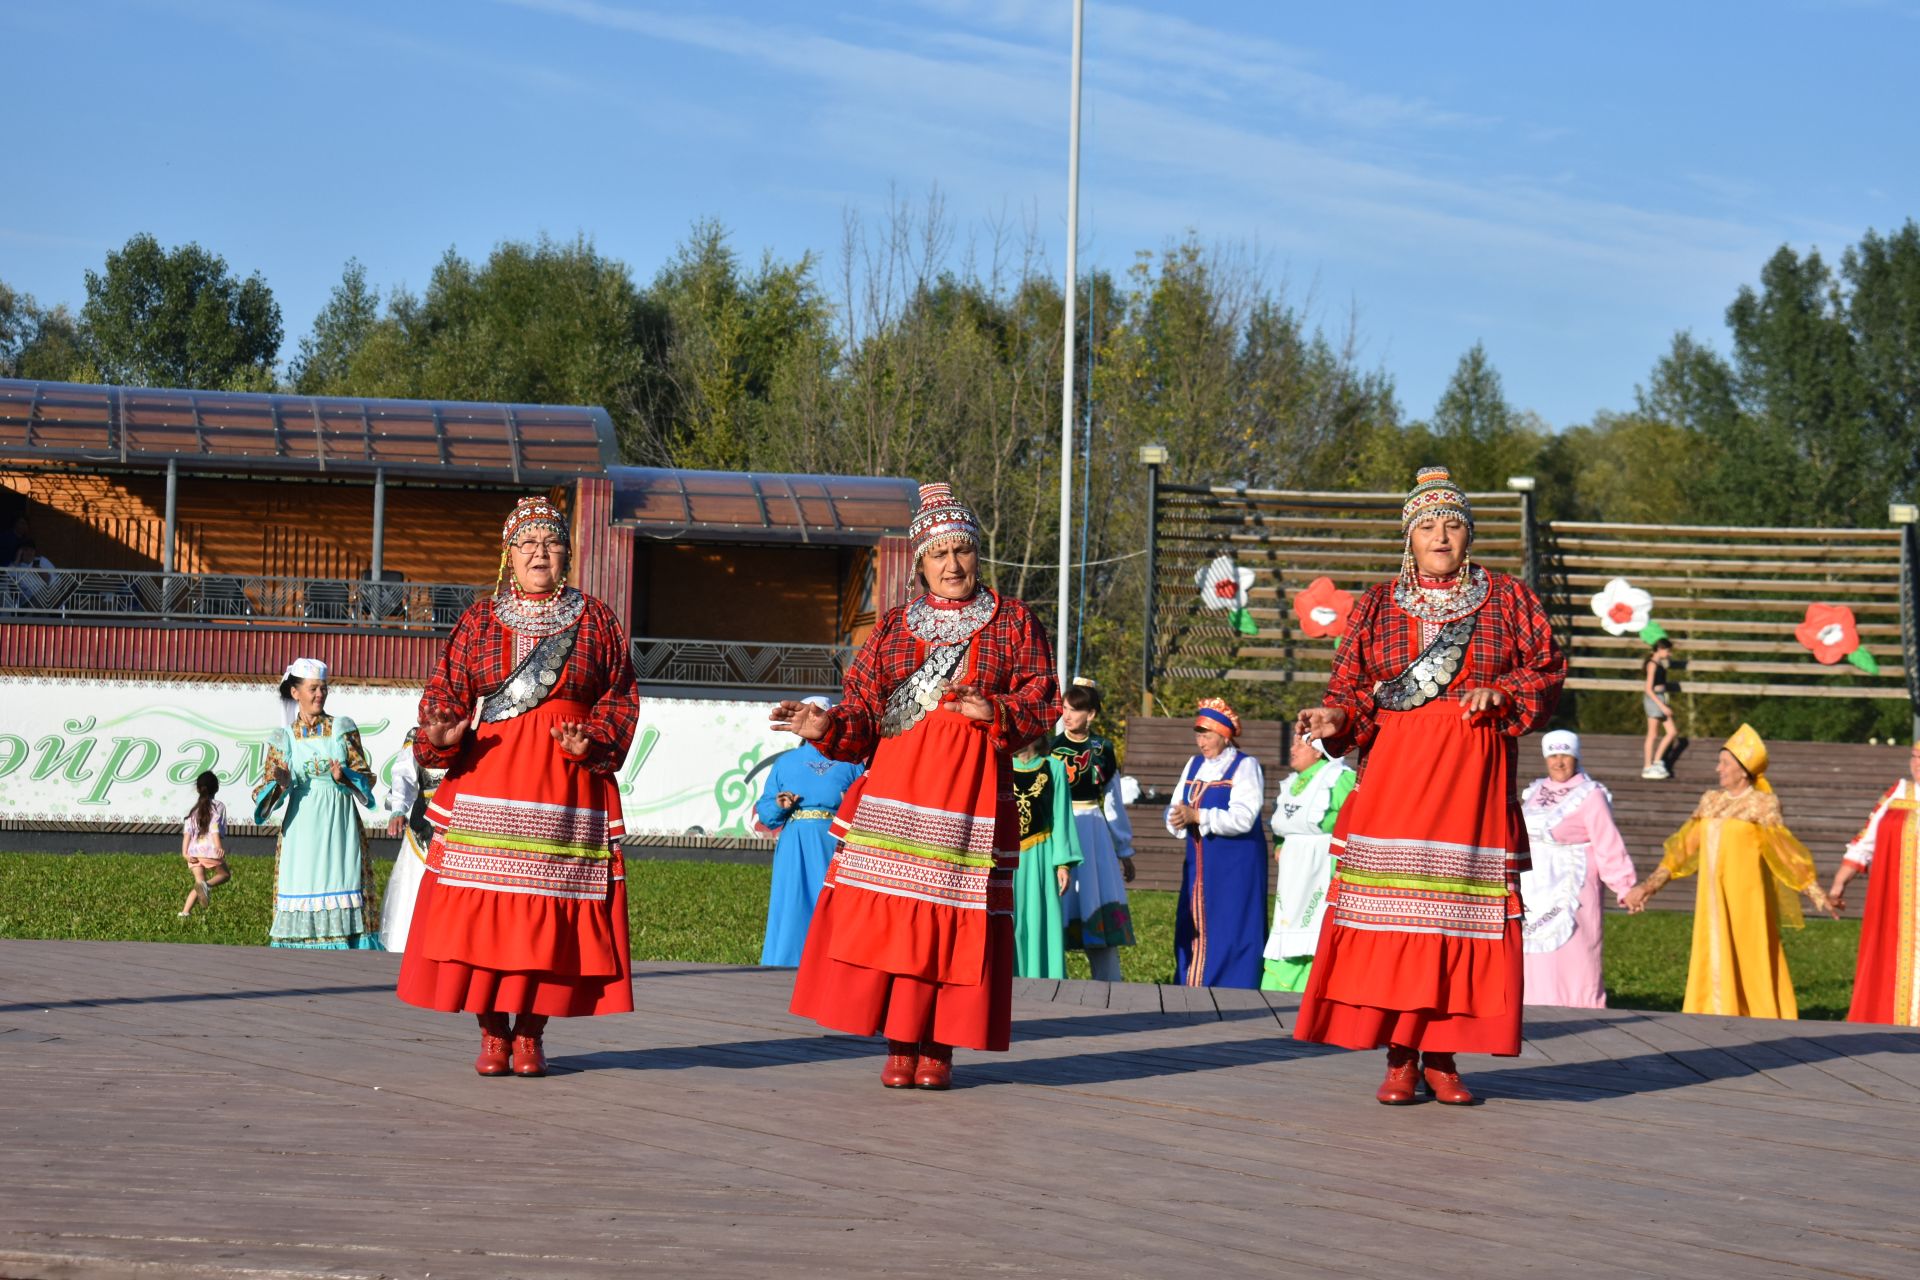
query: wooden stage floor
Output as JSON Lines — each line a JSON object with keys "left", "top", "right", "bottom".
{"left": 3, "top": 941, "right": 1917, "bottom": 1280}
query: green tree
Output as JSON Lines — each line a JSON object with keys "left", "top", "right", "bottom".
{"left": 80, "top": 233, "right": 281, "bottom": 389}
{"left": 289, "top": 260, "right": 379, "bottom": 395}
{"left": 0, "top": 282, "right": 90, "bottom": 382}
{"left": 1842, "top": 220, "right": 1920, "bottom": 505}
{"left": 1723, "top": 245, "right": 1868, "bottom": 524}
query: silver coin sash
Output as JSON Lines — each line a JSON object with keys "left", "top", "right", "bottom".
{"left": 1371, "top": 615, "right": 1477, "bottom": 712}
{"left": 880, "top": 641, "right": 970, "bottom": 738}
{"left": 479, "top": 625, "right": 579, "bottom": 723}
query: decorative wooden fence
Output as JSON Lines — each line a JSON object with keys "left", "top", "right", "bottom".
{"left": 1145, "top": 481, "right": 1919, "bottom": 722}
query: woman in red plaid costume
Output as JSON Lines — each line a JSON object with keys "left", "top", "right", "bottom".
{"left": 773, "top": 483, "right": 1060, "bottom": 1090}
{"left": 1294, "top": 467, "right": 1564, "bottom": 1106}
{"left": 398, "top": 496, "right": 640, "bottom": 1077}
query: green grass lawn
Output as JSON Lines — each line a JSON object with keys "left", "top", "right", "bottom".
{"left": 0, "top": 853, "right": 1865, "bottom": 1018}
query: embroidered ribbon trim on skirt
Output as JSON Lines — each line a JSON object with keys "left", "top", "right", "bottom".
{"left": 1334, "top": 834, "right": 1511, "bottom": 940}
{"left": 437, "top": 793, "right": 615, "bottom": 902}
{"left": 834, "top": 793, "right": 1010, "bottom": 915}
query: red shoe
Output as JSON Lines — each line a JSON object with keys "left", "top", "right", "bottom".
{"left": 511, "top": 1014, "right": 549, "bottom": 1078}
{"left": 1376, "top": 1044, "right": 1419, "bottom": 1105}
{"left": 474, "top": 1013, "right": 511, "bottom": 1077}
{"left": 1421, "top": 1052, "right": 1475, "bottom": 1105}
{"left": 914, "top": 1042, "right": 953, "bottom": 1091}
{"left": 881, "top": 1040, "right": 918, "bottom": 1088}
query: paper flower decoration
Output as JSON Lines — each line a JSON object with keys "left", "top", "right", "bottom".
{"left": 1292, "top": 577, "right": 1355, "bottom": 640}
{"left": 1590, "top": 578, "right": 1654, "bottom": 637}
{"left": 1796, "top": 603, "right": 1880, "bottom": 674}
{"left": 1195, "top": 553, "right": 1258, "bottom": 636}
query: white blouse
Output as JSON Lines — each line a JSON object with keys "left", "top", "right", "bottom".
{"left": 1164, "top": 747, "right": 1266, "bottom": 839}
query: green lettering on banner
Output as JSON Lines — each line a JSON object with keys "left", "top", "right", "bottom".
{"left": 0, "top": 735, "right": 26, "bottom": 778}
{"left": 32, "top": 717, "right": 99, "bottom": 783}
{"left": 222, "top": 740, "right": 266, "bottom": 789}
{"left": 169, "top": 739, "right": 221, "bottom": 786}
{"left": 83, "top": 737, "right": 161, "bottom": 805}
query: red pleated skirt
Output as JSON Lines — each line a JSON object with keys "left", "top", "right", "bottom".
{"left": 1293, "top": 697, "right": 1525, "bottom": 1055}
{"left": 396, "top": 700, "right": 633, "bottom": 1018}
{"left": 787, "top": 706, "right": 1016, "bottom": 1051}
{"left": 1847, "top": 804, "right": 1918, "bottom": 1026}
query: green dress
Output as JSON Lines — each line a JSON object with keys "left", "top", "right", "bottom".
{"left": 252, "top": 714, "right": 382, "bottom": 950}
{"left": 1011, "top": 756, "right": 1083, "bottom": 979}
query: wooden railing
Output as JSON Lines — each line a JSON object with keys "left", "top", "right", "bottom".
{"left": 1146, "top": 488, "right": 1914, "bottom": 713}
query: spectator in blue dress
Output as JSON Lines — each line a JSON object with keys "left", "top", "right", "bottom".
{"left": 757, "top": 696, "right": 866, "bottom": 966}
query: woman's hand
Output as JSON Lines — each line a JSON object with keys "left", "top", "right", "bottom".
{"left": 422, "top": 711, "right": 469, "bottom": 750}
{"left": 1169, "top": 803, "right": 1200, "bottom": 828}
{"left": 1621, "top": 883, "right": 1652, "bottom": 913}
{"left": 943, "top": 683, "right": 995, "bottom": 722}
{"left": 552, "top": 721, "right": 591, "bottom": 759}
{"left": 328, "top": 759, "right": 345, "bottom": 783}
{"left": 386, "top": 814, "right": 406, "bottom": 838}
{"left": 271, "top": 763, "right": 292, "bottom": 788}
{"left": 1295, "top": 706, "right": 1346, "bottom": 743}
{"left": 1457, "top": 687, "right": 1508, "bottom": 720}
{"left": 1120, "top": 855, "right": 1136, "bottom": 884}
{"left": 776, "top": 791, "right": 801, "bottom": 811}
{"left": 1056, "top": 865, "right": 1072, "bottom": 896}
{"left": 770, "top": 701, "right": 832, "bottom": 741}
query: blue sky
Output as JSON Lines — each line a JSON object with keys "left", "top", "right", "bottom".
{"left": 4, "top": 0, "right": 1915, "bottom": 428}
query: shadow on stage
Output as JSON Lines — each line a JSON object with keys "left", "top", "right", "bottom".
{"left": 0, "top": 982, "right": 396, "bottom": 1014}
{"left": 1470, "top": 1030, "right": 1920, "bottom": 1102}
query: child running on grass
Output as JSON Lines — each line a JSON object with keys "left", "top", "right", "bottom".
{"left": 177, "top": 770, "right": 231, "bottom": 917}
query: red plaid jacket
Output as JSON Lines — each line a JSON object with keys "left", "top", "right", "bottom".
{"left": 819, "top": 590, "right": 1061, "bottom": 762}
{"left": 1324, "top": 570, "right": 1564, "bottom": 764}
{"left": 414, "top": 594, "right": 639, "bottom": 775}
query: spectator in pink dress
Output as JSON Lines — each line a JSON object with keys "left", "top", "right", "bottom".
{"left": 1519, "top": 730, "right": 1641, "bottom": 1008}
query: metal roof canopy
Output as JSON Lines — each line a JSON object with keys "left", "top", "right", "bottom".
{"left": 609, "top": 467, "right": 918, "bottom": 545}
{"left": 0, "top": 378, "right": 618, "bottom": 482}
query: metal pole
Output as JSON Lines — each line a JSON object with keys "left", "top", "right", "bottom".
{"left": 1904, "top": 521, "right": 1920, "bottom": 743}
{"left": 161, "top": 458, "right": 177, "bottom": 573}
{"left": 1055, "top": 0, "right": 1084, "bottom": 687}
{"left": 1142, "top": 460, "right": 1159, "bottom": 716}
{"left": 1074, "top": 276, "right": 1095, "bottom": 676}
{"left": 371, "top": 468, "right": 387, "bottom": 578}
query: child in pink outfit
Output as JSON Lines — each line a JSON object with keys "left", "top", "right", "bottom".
{"left": 178, "top": 771, "right": 231, "bottom": 917}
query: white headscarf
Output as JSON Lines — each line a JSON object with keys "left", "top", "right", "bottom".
{"left": 281, "top": 658, "right": 329, "bottom": 727}
{"left": 1541, "top": 729, "right": 1580, "bottom": 760}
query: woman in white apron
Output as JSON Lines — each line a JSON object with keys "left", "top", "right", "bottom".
{"left": 1520, "top": 730, "right": 1640, "bottom": 1007}
{"left": 379, "top": 727, "right": 446, "bottom": 952}
{"left": 1262, "top": 734, "right": 1355, "bottom": 992}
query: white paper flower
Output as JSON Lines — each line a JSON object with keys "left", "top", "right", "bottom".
{"left": 1589, "top": 577, "right": 1653, "bottom": 637}
{"left": 1195, "top": 554, "right": 1255, "bottom": 612}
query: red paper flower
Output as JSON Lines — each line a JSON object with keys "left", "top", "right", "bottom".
{"left": 1293, "top": 577, "right": 1355, "bottom": 639}
{"left": 1795, "top": 603, "right": 1860, "bottom": 665}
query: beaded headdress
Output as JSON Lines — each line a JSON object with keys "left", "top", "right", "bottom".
{"left": 1394, "top": 465, "right": 1488, "bottom": 621}
{"left": 502, "top": 496, "right": 570, "bottom": 548}
{"left": 495, "top": 495, "right": 573, "bottom": 602}
{"left": 1401, "top": 466, "right": 1474, "bottom": 536}
{"left": 1724, "top": 723, "right": 1773, "bottom": 794}
{"left": 909, "top": 482, "right": 981, "bottom": 565}
{"left": 1194, "top": 696, "right": 1240, "bottom": 740}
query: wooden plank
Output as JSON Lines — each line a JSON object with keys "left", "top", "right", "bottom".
{"left": 1564, "top": 676, "right": 1906, "bottom": 699}
{"left": 1548, "top": 520, "right": 1898, "bottom": 540}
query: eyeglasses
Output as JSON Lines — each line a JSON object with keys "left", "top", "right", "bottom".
{"left": 510, "top": 539, "right": 567, "bottom": 555}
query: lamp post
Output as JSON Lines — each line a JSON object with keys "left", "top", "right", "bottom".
{"left": 1139, "top": 443, "right": 1168, "bottom": 715}
{"left": 1506, "top": 475, "right": 1537, "bottom": 594}
{"left": 1055, "top": 0, "right": 1085, "bottom": 687}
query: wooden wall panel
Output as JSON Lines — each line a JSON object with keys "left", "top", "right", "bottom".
{"left": 2, "top": 470, "right": 505, "bottom": 584}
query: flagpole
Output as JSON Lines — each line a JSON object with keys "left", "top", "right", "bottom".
{"left": 1056, "top": 0, "right": 1085, "bottom": 688}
